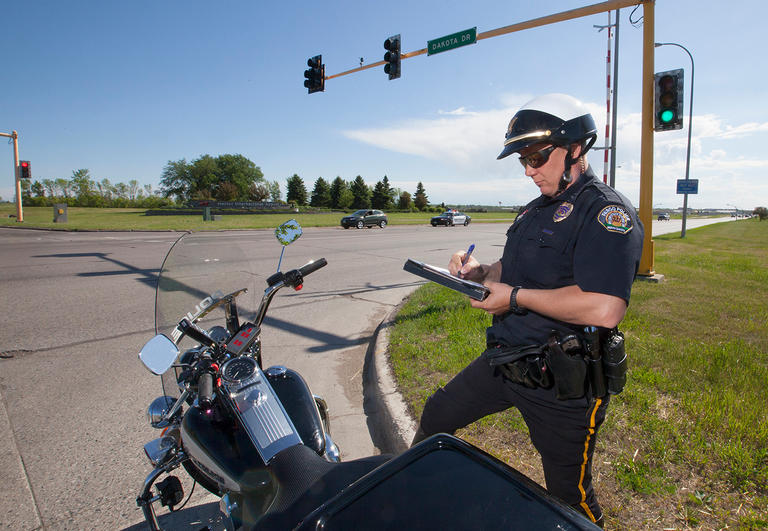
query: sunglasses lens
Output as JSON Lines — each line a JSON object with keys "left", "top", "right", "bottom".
{"left": 518, "top": 146, "right": 553, "bottom": 168}
{"left": 527, "top": 153, "right": 544, "bottom": 168}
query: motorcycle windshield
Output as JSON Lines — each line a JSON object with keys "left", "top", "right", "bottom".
{"left": 155, "top": 231, "right": 258, "bottom": 395}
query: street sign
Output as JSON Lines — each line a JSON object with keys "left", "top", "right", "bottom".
{"left": 427, "top": 27, "right": 477, "bottom": 56}
{"left": 676, "top": 179, "right": 699, "bottom": 194}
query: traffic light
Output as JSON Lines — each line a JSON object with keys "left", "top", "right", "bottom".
{"left": 654, "top": 68, "right": 684, "bottom": 131}
{"left": 19, "top": 160, "right": 31, "bottom": 179}
{"left": 304, "top": 55, "right": 324, "bottom": 94}
{"left": 383, "top": 34, "right": 401, "bottom": 80}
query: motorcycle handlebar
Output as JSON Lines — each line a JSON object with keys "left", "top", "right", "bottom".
{"left": 179, "top": 318, "right": 215, "bottom": 347}
{"left": 299, "top": 258, "right": 327, "bottom": 277}
{"left": 198, "top": 372, "right": 214, "bottom": 409}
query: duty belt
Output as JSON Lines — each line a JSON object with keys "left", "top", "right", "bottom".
{"left": 484, "top": 333, "right": 588, "bottom": 400}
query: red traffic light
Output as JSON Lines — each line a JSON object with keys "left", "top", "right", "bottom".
{"left": 19, "top": 160, "right": 31, "bottom": 179}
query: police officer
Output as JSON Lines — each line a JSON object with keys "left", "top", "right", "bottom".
{"left": 411, "top": 94, "right": 644, "bottom": 527}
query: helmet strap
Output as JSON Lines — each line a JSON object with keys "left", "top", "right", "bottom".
{"left": 557, "top": 146, "right": 575, "bottom": 193}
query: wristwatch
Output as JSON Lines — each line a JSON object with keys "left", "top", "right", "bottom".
{"left": 509, "top": 286, "right": 527, "bottom": 315}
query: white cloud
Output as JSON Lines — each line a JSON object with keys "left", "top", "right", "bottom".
{"left": 342, "top": 98, "right": 768, "bottom": 209}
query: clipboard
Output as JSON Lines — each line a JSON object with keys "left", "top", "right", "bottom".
{"left": 403, "top": 258, "right": 490, "bottom": 301}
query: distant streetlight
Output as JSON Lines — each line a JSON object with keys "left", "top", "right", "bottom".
{"left": 655, "top": 41, "right": 694, "bottom": 237}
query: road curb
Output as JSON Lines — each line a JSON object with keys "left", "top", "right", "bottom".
{"left": 365, "top": 305, "right": 417, "bottom": 454}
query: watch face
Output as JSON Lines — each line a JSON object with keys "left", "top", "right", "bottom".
{"left": 222, "top": 357, "right": 257, "bottom": 382}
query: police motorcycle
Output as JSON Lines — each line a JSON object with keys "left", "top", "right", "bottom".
{"left": 136, "top": 220, "right": 601, "bottom": 530}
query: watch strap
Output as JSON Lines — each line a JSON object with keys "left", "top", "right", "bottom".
{"left": 509, "top": 286, "right": 527, "bottom": 315}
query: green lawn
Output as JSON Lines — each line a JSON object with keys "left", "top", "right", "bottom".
{"left": 388, "top": 219, "right": 768, "bottom": 530}
{"left": 0, "top": 204, "right": 516, "bottom": 231}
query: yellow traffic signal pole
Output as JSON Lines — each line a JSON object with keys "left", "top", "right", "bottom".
{"left": 0, "top": 130, "right": 23, "bottom": 223}
{"left": 324, "top": 0, "right": 659, "bottom": 278}
{"left": 638, "top": 1, "right": 657, "bottom": 277}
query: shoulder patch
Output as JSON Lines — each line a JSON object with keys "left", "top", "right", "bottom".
{"left": 553, "top": 202, "right": 574, "bottom": 222}
{"left": 597, "top": 205, "right": 633, "bottom": 234}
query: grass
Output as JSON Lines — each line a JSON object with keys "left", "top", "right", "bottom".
{"left": 0, "top": 204, "right": 516, "bottom": 231}
{"left": 388, "top": 218, "right": 768, "bottom": 530}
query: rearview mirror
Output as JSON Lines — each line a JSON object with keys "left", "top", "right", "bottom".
{"left": 275, "top": 219, "right": 302, "bottom": 246}
{"left": 138, "top": 334, "right": 180, "bottom": 375}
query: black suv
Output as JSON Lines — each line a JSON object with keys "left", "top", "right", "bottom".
{"left": 341, "top": 209, "right": 388, "bottom": 229}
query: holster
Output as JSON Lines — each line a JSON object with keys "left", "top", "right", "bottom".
{"left": 484, "top": 344, "right": 552, "bottom": 389}
{"left": 546, "top": 334, "right": 588, "bottom": 400}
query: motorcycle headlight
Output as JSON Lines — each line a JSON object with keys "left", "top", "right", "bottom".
{"left": 147, "top": 396, "right": 177, "bottom": 429}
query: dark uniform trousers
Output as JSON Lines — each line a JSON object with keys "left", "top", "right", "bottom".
{"left": 417, "top": 353, "right": 609, "bottom": 524}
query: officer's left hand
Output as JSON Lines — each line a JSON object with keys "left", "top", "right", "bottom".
{"left": 470, "top": 281, "right": 513, "bottom": 316}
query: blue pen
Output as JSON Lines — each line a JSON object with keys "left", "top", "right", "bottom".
{"left": 460, "top": 243, "right": 475, "bottom": 269}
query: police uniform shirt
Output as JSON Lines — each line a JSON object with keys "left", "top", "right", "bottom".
{"left": 487, "top": 166, "right": 644, "bottom": 347}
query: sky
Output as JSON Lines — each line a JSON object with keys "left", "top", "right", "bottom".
{"left": 2, "top": 0, "right": 767, "bottom": 211}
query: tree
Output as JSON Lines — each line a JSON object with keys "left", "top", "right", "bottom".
{"left": 214, "top": 154, "right": 265, "bottom": 199}
{"left": 382, "top": 176, "right": 396, "bottom": 207}
{"left": 71, "top": 169, "right": 94, "bottom": 198}
{"left": 249, "top": 182, "right": 270, "bottom": 201}
{"left": 330, "top": 177, "right": 348, "bottom": 209}
{"left": 30, "top": 181, "right": 45, "bottom": 198}
{"left": 398, "top": 190, "right": 412, "bottom": 210}
{"left": 160, "top": 154, "right": 265, "bottom": 202}
{"left": 414, "top": 181, "right": 429, "bottom": 211}
{"left": 371, "top": 176, "right": 395, "bottom": 210}
{"left": 20, "top": 178, "right": 31, "bottom": 198}
{"left": 128, "top": 179, "right": 140, "bottom": 201}
{"left": 310, "top": 177, "right": 332, "bottom": 208}
{"left": 114, "top": 182, "right": 129, "bottom": 199}
{"left": 98, "top": 178, "right": 114, "bottom": 200}
{"left": 216, "top": 181, "right": 239, "bottom": 201}
{"left": 268, "top": 181, "right": 281, "bottom": 202}
{"left": 55, "top": 178, "right": 73, "bottom": 198}
{"left": 42, "top": 179, "right": 56, "bottom": 198}
{"left": 160, "top": 159, "right": 192, "bottom": 202}
{"left": 350, "top": 175, "right": 371, "bottom": 209}
{"left": 286, "top": 174, "right": 308, "bottom": 205}
{"left": 754, "top": 206, "right": 768, "bottom": 221}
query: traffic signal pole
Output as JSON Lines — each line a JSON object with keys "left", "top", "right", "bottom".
{"left": 638, "top": 1, "right": 656, "bottom": 277}
{"left": 0, "top": 130, "right": 23, "bottom": 222}
{"left": 318, "top": 0, "right": 660, "bottom": 278}
{"left": 327, "top": 0, "right": 647, "bottom": 82}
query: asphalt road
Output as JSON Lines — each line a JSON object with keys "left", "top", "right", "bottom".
{"left": 0, "top": 222, "right": 511, "bottom": 530}
{"left": 0, "top": 216, "right": 734, "bottom": 530}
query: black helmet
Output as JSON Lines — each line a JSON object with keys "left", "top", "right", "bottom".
{"left": 497, "top": 94, "right": 597, "bottom": 160}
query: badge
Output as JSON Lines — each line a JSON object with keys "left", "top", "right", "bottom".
{"left": 598, "top": 205, "right": 633, "bottom": 234}
{"left": 515, "top": 208, "right": 528, "bottom": 223}
{"left": 553, "top": 202, "right": 574, "bottom": 223}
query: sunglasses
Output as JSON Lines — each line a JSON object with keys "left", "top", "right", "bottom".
{"left": 518, "top": 145, "right": 557, "bottom": 169}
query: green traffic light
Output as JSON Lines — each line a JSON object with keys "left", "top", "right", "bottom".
{"left": 660, "top": 109, "right": 675, "bottom": 123}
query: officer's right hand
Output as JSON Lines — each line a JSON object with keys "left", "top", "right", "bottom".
{"left": 449, "top": 251, "right": 482, "bottom": 280}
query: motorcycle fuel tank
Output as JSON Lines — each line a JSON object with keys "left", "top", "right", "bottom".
{"left": 181, "top": 406, "right": 275, "bottom": 500}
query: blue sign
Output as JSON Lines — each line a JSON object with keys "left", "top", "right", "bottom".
{"left": 676, "top": 179, "right": 699, "bottom": 194}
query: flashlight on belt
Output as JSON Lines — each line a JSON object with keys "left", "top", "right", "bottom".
{"left": 583, "top": 326, "right": 607, "bottom": 398}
